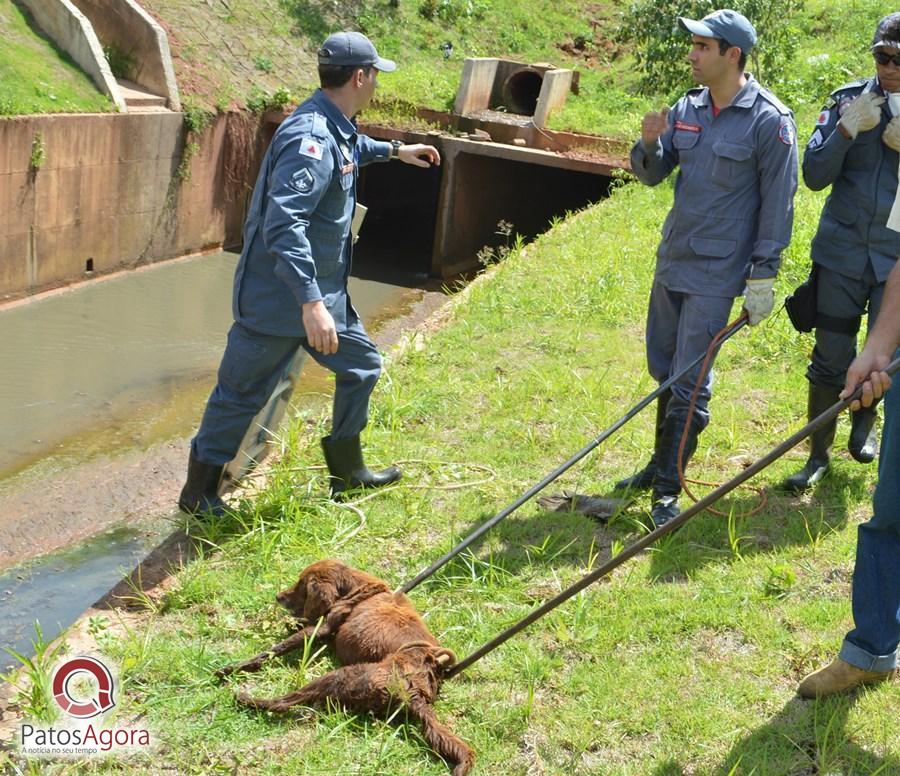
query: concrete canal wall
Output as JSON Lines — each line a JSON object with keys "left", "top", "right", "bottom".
{"left": 0, "top": 112, "right": 253, "bottom": 300}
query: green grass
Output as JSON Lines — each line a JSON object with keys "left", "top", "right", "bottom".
{"left": 3, "top": 1, "right": 899, "bottom": 773}
{"left": 11, "top": 175, "right": 895, "bottom": 774}
{"left": 0, "top": 0, "right": 112, "bottom": 115}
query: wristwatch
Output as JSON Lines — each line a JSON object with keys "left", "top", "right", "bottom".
{"left": 390, "top": 139, "right": 402, "bottom": 159}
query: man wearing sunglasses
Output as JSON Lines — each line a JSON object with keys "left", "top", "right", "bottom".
{"left": 783, "top": 13, "right": 900, "bottom": 493}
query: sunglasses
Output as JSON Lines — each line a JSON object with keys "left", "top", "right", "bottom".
{"left": 874, "top": 50, "right": 900, "bottom": 67}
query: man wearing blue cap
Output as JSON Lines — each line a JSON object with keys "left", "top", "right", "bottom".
{"left": 620, "top": 9, "right": 798, "bottom": 527}
{"left": 782, "top": 13, "right": 900, "bottom": 494}
{"left": 179, "top": 31, "right": 441, "bottom": 514}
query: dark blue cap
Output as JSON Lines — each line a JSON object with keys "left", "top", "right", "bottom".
{"left": 679, "top": 9, "right": 757, "bottom": 54}
{"left": 318, "top": 32, "right": 396, "bottom": 72}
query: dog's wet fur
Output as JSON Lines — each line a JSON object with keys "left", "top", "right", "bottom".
{"left": 218, "top": 559, "right": 474, "bottom": 776}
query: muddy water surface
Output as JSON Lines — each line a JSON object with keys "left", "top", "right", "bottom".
{"left": 0, "top": 250, "right": 436, "bottom": 670}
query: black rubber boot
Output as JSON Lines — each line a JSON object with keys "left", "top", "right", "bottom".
{"left": 614, "top": 389, "right": 671, "bottom": 491}
{"left": 781, "top": 383, "right": 839, "bottom": 494}
{"left": 321, "top": 434, "right": 401, "bottom": 499}
{"left": 848, "top": 403, "right": 878, "bottom": 463}
{"left": 649, "top": 412, "right": 701, "bottom": 529}
{"left": 178, "top": 453, "right": 228, "bottom": 518}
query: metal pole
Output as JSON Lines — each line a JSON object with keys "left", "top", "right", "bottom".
{"left": 399, "top": 316, "right": 749, "bottom": 594}
{"left": 445, "top": 356, "right": 900, "bottom": 679}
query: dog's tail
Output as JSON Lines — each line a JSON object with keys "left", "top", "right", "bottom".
{"left": 409, "top": 697, "right": 475, "bottom": 776}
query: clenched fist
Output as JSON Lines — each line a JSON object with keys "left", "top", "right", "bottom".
{"left": 838, "top": 92, "right": 885, "bottom": 139}
{"left": 641, "top": 107, "right": 670, "bottom": 147}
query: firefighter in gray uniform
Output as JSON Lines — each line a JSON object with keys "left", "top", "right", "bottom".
{"left": 782, "top": 12, "right": 900, "bottom": 493}
{"left": 618, "top": 10, "right": 798, "bottom": 527}
{"left": 179, "top": 32, "right": 441, "bottom": 516}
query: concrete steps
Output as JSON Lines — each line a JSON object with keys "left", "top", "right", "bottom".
{"left": 117, "top": 79, "right": 170, "bottom": 112}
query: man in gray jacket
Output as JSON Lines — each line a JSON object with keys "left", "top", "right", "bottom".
{"left": 179, "top": 32, "right": 440, "bottom": 516}
{"left": 783, "top": 12, "right": 900, "bottom": 493}
{"left": 620, "top": 9, "right": 798, "bottom": 527}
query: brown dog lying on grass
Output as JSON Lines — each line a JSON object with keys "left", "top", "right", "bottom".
{"left": 216, "top": 559, "right": 438, "bottom": 672}
{"left": 218, "top": 559, "right": 474, "bottom": 776}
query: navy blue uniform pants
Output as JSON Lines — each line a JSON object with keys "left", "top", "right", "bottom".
{"left": 645, "top": 279, "right": 734, "bottom": 427}
{"left": 192, "top": 319, "right": 382, "bottom": 466}
{"left": 808, "top": 263, "right": 886, "bottom": 388}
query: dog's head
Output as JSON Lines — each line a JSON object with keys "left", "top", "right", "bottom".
{"left": 276, "top": 559, "right": 342, "bottom": 620}
{"left": 276, "top": 559, "right": 387, "bottom": 621}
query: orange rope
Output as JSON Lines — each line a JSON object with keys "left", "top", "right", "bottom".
{"left": 676, "top": 312, "right": 769, "bottom": 518}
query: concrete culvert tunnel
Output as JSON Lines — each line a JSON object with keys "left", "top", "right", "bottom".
{"left": 357, "top": 135, "right": 617, "bottom": 279}
{"left": 501, "top": 68, "right": 544, "bottom": 116}
{"left": 354, "top": 157, "right": 443, "bottom": 285}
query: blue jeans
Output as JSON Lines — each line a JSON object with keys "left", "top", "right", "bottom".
{"left": 193, "top": 319, "right": 382, "bottom": 465}
{"left": 840, "top": 376, "right": 900, "bottom": 672}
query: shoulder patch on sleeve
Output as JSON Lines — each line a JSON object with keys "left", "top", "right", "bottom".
{"left": 299, "top": 137, "right": 324, "bottom": 160}
{"left": 778, "top": 117, "right": 795, "bottom": 146}
{"left": 816, "top": 108, "right": 831, "bottom": 126}
{"left": 291, "top": 167, "right": 315, "bottom": 194}
{"left": 807, "top": 127, "right": 825, "bottom": 150}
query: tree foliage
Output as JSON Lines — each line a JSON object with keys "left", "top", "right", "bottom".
{"left": 617, "top": 0, "right": 805, "bottom": 99}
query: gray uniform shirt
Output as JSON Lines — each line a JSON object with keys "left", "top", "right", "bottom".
{"left": 804, "top": 77, "right": 900, "bottom": 283}
{"left": 631, "top": 75, "right": 798, "bottom": 298}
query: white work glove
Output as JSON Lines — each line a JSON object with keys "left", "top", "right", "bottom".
{"left": 883, "top": 116, "right": 900, "bottom": 152}
{"left": 838, "top": 92, "right": 885, "bottom": 139}
{"left": 743, "top": 276, "right": 775, "bottom": 326}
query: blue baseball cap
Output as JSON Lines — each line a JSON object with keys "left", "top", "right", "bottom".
{"left": 678, "top": 9, "right": 757, "bottom": 54}
{"left": 317, "top": 31, "right": 396, "bottom": 72}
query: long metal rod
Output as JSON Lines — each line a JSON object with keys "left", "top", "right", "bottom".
{"left": 445, "top": 356, "right": 900, "bottom": 679}
{"left": 399, "top": 316, "right": 749, "bottom": 594}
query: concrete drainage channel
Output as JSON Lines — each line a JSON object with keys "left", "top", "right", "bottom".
{"left": 0, "top": 16, "right": 629, "bottom": 685}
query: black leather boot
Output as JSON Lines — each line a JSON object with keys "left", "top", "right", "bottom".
{"left": 848, "top": 403, "right": 878, "bottom": 463}
{"left": 650, "top": 412, "right": 701, "bottom": 529}
{"left": 781, "top": 383, "right": 839, "bottom": 494}
{"left": 614, "top": 389, "right": 671, "bottom": 491}
{"left": 321, "top": 434, "right": 401, "bottom": 499}
{"left": 178, "top": 453, "right": 228, "bottom": 518}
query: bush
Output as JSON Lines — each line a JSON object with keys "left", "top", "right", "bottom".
{"left": 616, "top": 0, "right": 804, "bottom": 99}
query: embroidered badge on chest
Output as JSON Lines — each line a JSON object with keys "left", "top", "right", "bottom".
{"left": 778, "top": 118, "right": 795, "bottom": 146}
{"left": 674, "top": 120, "right": 702, "bottom": 133}
{"left": 299, "top": 138, "right": 324, "bottom": 160}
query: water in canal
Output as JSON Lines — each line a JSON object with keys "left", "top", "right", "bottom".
{"left": 0, "top": 250, "right": 425, "bottom": 671}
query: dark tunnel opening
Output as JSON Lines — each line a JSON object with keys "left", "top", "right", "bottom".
{"left": 501, "top": 69, "right": 543, "bottom": 116}
{"left": 353, "top": 157, "right": 443, "bottom": 287}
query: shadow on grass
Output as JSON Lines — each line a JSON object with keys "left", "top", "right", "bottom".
{"left": 642, "top": 464, "right": 865, "bottom": 581}
{"left": 413, "top": 461, "right": 865, "bottom": 592}
{"left": 708, "top": 694, "right": 900, "bottom": 775}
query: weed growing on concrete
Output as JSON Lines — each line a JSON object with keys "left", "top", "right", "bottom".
{"left": 28, "top": 132, "right": 45, "bottom": 171}
{"left": 103, "top": 43, "right": 135, "bottom": 80}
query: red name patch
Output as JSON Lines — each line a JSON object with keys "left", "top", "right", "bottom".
{"left": 674, "top": 121, "right": 702, "bottom": 133}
